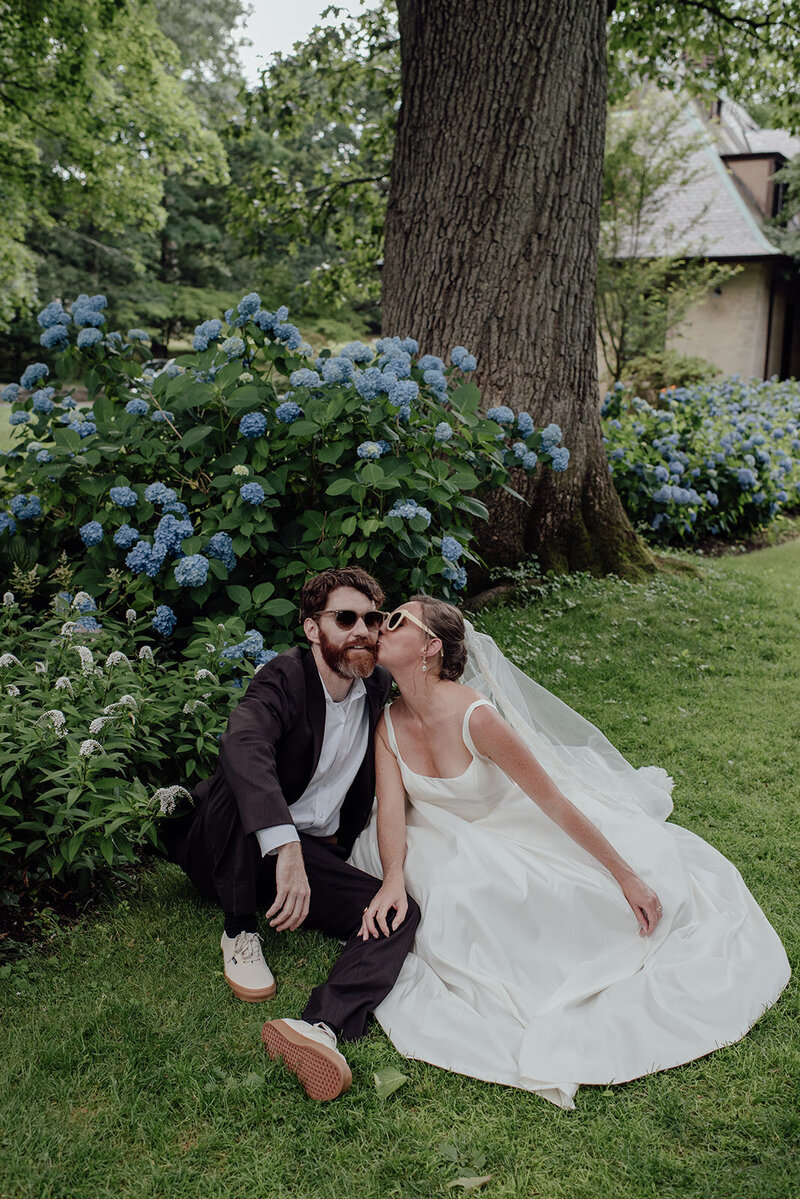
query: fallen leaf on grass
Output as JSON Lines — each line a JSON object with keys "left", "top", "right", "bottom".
{"left": 446, "top": 1175, "right": 493, "bottom": 1191}
{"left": 373, "top": 1065, "right": 408, "bottom": 1099}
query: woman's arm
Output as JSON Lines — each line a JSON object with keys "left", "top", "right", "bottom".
{"left": 470, "top": 705, "right": 663, "bottom": 936}
{"left": 359, "top": 717, "right": 410, "bottom": 940}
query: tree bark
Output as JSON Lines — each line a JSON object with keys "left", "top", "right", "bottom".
{"left": 382, "top": 0, "right": 653, "bottom": 576}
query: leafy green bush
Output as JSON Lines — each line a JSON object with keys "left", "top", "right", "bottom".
{"left": 0, "top": 588, "right": 254, "bottom": 896}
{"left": 0, "top": 293, "right": 569, "bottom": 653}
{"left": 602, "top": 376, "right": 800, "bottom": 542}
{"left": 622, "top": 350, "right": 719, "bottom": 397}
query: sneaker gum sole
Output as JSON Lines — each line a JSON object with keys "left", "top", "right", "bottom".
{"left": 262, "top": 1020, "right": 352, "bottom": 1101}
{"left": 225, "top": 975, "right": 276, "bottom": 1002}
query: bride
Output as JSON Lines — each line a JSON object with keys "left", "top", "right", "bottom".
{"left": 349, "top": 596, "right": 790, "bottom": 1109}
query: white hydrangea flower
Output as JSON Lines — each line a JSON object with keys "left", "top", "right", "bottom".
{"left": 151, "top": 785, "right": 192, "bottom": 815}
{"left": 34, "top": 661, "right": 47, "bottom": 674}
{"left": 194, "top": 668, "right": 216, "bottom": 682}
{"left": 78, "top": 739, "right": 104, "bottom": 758}
{"left": 0, "top": 653, "right": 21, "bottom": 668}
{"left": 54, "top": 676, "right": 73, "bottom": 694}
{"left": 26, "top": 441, "right": 43, "bottom": 452}
{"left": 182, "top": 700, "right": 209, "bottom": 714}
{"left": 125, "top": 609, "right": 137, "bottom": 623}
{"left": 74, "top": 646, "right": 94, "bottom": 675}
{"left": 2, "top": 592, "right": 15, "bottom": 606}
{"left": 89, "top": 716, "right": 112, "bottom": 735}
{"left": 138, "top": 645, "right": 154, "bottom": 662}
{"left": 105, "top": 651, "right": 132, "bottom": 669}
{"left": 232, "top": 464, "right": 249, "bottom": 477}
{"left": 6, "top": 684, "right": 20, "bottom": 697}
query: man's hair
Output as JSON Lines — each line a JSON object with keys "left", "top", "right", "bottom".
{"left": 300, "top": 567, "right": 385, "bottom": 623}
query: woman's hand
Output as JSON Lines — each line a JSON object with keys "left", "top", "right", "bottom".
{"left": 359, "top": 874, "right": 408, "bottom": 940}
{"left": 621, "top": 872, "right": 663, "bottom": 937}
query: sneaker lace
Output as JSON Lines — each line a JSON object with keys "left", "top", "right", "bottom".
{"left": 231, "top": 931, "right": 264, "bottom": 963}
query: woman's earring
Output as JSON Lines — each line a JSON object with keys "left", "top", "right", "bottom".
{"left": 421, "top": 654, "right": 427, "bottom": 673}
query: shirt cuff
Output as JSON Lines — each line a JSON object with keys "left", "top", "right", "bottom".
{"left": 255, "top": 824, "right": 300, "bottom": 857}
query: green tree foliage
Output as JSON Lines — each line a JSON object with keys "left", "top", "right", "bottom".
{"left": 597, "top": 92, "right": 739, "bottom": 382}
{"left": 0, "top": 0, "right": 229, "bottom": 328}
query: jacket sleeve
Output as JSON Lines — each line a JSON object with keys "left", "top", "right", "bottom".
{"left": 217, "top": 657, "right": 300, "bottom": 837}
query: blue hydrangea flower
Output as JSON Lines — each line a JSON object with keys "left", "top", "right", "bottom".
{"left": 41, "top": 325, "right": 71, "bottom": 351}
{"left": 388, "top": 379, "right": 419, "bottom": 408}
{"left": 356, "top": 441, "right": 386, "bottom": 460}
{"left": 193, "top": 318, "right": 223, "bottom": 351}
{"left": 654, "top": 464, "right": 669, "bottom": 482}
{"left": 523, "top": 451, "right": 538, "bottom": 470}
{"left": 125, "top": 398, "right": 149, "bottom": 415}
{"left": 705, "top": 491, "right": 719, "bottom": 507}
{"left": 20, "top": 363, "right": 50, "bottom": 390}
{"left": 73, "top": 420, "right": 97, "bottom": 438}
{"left": 443, "top": 563, "right": 468, "bottom": 589}
{"left": 109, "top": 486, "right": 137, "bottom": 509}
{"left": 73, "top": 593, "right": 97, "bottom": 613}
{"left": 0, "top": 512, "right": 16, "bottom": 537}
{"left": 237, "top": 292, "right": 261, "bottom": 318}
{"left": 321, "top": 356, "right": 356, "bottom": 385}
{"left": 274, "top": 322, "right": 302, "bottom": 350}
{"left": 9, "top": 412, "right": 30, "bottom": 426}
{"left": 240, "top": 482, "right": 266, "bottom": 506}
{"left": 388, "top": 498, "right": 432, "bottom": 526}
{"left": 275, "top": 401, "right": 302, "bottom": 424}
{"left": 151, "top": 409, "right": 174, "bottom": 424}
{"left": 144, "top": 482, "right": 169, "bottom": 505}
{"left": 154, "top": 514, "right": 193, "bottom": 556}
{"left": 289, "top": 368, "right": 322, "bottom": 389}
{"left": 152, "top": 605, "right": 177, "bottom": 636}
{"left": 79, "top": 520, "right": 103, "bottom": 546}
{"left": 516, "top": 412, "right": 534, "bottom": 437}
{"left": 255, "top": 649, "right": 279, "bottom": 667}
{"left": 77, "top": 328, "right": 103, "bottom": 349}
{"left": 174, "top": 554, "right": 209, "bottom": 588}
{"left": 113, "top": 524, "right": 139, "bottom": 549}
{"left": 75, "top": 614, "right": 101, "bottom": 632}
{"left": 62, "top": 396, "right": 76, "bottom": 410}
{"left": 451, "top": 346, "right": 477, "bottom": 371}
{"left": 2, "top": 384, "right": 20, "bottom": 404}
{"left": 418, "top": 354, "right": 446, "bottom": 372}
{"left": 125, "top": 541, "right": 165, "bottom": 578}
{"left": 486, "top": 406, "right": 514, "bottom": 426}
{"left": 207, "top": 531, "right": 236, "bottom": 571}
{"left": 354, "top": 368, "right": 384, "bottom": 401}
{"left": 377, "top": 336, "right": 418, "bottom": 356}
{"left": 441, "top": 535, "right": 464, "bottom": 561}
{"left": 71, "top": 294, "right": 107, "bottom": 327}
{"left": 434, "top": 422, "right": 453, "bottom": 442}
{"left": 253, "top": 309, "right": 277, "bottom": 334}
{"left": 540, "top": 423, "right": 562, "bottom": 449}
{"left": 424, "top": 370, "right": 448, "bottom": 400}
{"left": 32, "top": 387, "right": 55, "bottom": 414}
{"left": 36, "top": 449, "right": 53, "bottom": 463}
{"left": 340, "top": 341, "right": 374, "bottom": 364}
{"left": 549, "top": 446, "right": 570, "bottom": 472}
{"left": 37, "top": 300, "right": 70, "bottom": 329}
{"left": 11, "top": 494, "right": 42, "bottom": 520}
{"left": 239, "top": 412, "right": 267, "bottom": 439}
{"left": 737, "top": 468, "right": 757, "bottom": 490}
{"left": 221, "top": 336, "right": 246, "bottom": 360}
{"left": 105, "top": 331, "right": 123, "bottom": 348}
{"left": 127, "top": 328, "right": 150, "bottom": 343}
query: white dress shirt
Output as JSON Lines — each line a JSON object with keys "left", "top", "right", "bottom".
{"left": 255, "top": 674, "right": 369, "bottom": 856}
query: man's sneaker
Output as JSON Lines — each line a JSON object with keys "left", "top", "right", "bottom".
{"left": 262, "top": 1018, "right": 352, "bottom": 1100}
{"left": 221, "top": 931, "right": 276, "bottom": 1002}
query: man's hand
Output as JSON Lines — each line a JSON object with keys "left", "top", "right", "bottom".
{"left": 359, "top": 872, "right": 408, "bottom": 940}
{"left": 266, "top": 842, "right": 311, "bottom": 932}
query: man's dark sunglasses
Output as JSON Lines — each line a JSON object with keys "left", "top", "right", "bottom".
{"left": 315, "top": 608, "right": 387, "bottom": 630}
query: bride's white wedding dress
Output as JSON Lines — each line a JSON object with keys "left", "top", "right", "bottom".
{"left": 350, "top": 692, "right": 790, "bottom": 1109}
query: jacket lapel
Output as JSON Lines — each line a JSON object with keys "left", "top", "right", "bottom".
{"left": 302, "top": 649, "right": 326, "bottom": 778}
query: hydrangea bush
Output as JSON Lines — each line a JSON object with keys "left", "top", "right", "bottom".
{"left": 602, "top": 377, "right": 800, "bottom": 542}
{"left": 1, "top": 293, "right": 570, "bottom": 652}
{"left": 0, "top": 587, "right": 264, "bottom": 894}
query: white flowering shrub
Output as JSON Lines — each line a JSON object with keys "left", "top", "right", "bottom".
{"left": 0, "top": 591, "right": 254, "bottom": 896}
{"left": 603, "top": 377, "right": 800, "bottom": 542}
{"left": 0, "top": 293, "right": 569, "bottom": 655}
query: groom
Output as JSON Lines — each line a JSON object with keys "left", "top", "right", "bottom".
{"left": 166, "top": 566, "right": 419, "bottom": 1100}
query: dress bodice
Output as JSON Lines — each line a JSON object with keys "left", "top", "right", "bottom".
{"left": 384, "top": 699, "right": 511, "bottom": 820}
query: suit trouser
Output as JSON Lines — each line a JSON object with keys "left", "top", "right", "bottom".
{"left": 164, "top": 810, "right": 419, "bottom": 1042}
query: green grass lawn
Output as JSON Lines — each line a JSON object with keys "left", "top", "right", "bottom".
{"left": 1, "top": 545, "right": 798, "bottom": 1199}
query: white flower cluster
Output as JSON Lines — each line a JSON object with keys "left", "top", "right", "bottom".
{"left": 34, "top": 661, "right": 47, "bottom": 675}
{"left": 138, "top": 646, "right": 154, "bottom": 663}
{"left": 72, "top": 592, "right": 93, "bottom": 609}
{"left": 151, "top": 785, "right": 192, "bottom": 815}
{"left": 182, "top": 700, "right": 209, "bottom": 714}
{"left": 54, "top": 676, "right": 74, "bottom": 695}
{"left": 89, "top": 716, "right": 112, "bottom": 735}
{"left": 74, "top": 646, "right": 94, "bottom": 675}
{"left": 125, "top": 609, "right": 137, "bottom": 624}
{"left": 0, "top": 653, "right": 21, "bottom": 668}
{"left": 2, "top": 592, "right": 15, "bottom": 606}
{"left": 103, "top": 694, "right": 137, "bottom": 714}
{"left": 38, "top": 709, "right": 67, "bottom": 737}
{"left": 60, "top": 622, "right": 76, "bottom": 638}
{"left": 78, "top": 739, "right": 104, "bottom": 758}
{"left": 6, "top": 684, "right": 20, "bottom": 697}
{"left": 105, "top": 651, "right": 132, "bottom": 669}
{"left": 194, "top": 668, "right": 216, "bottom": 682}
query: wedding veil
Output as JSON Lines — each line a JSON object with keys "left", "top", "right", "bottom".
{"left": 461, "top": 621, "right": 674, "bottom": 822}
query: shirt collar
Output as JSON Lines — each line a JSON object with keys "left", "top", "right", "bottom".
{"left": 319, "top": 674, "right": 367, "bottom": 707}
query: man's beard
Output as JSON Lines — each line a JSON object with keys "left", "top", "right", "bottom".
{"left": 317, "top": 628, "right": 377, "bottom": 679}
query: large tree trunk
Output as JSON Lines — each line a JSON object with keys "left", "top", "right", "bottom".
{"left": 382, "top": 0, "right": 653, "bottom": 577}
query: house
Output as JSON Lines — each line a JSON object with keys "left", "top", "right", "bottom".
{"left": 610, "top": 95, "right": 800, "bottom": 381}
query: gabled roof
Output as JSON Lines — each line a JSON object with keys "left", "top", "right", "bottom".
{"left": 615, "top": 96, "right": 792, "bottom": 261}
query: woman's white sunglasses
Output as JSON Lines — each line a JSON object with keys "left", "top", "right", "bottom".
{"left": 383, "top": 608, "right": 437, "bottom": 637}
